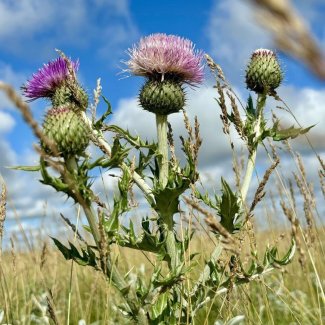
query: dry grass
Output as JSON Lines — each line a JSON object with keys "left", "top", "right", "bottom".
{"left": 0, "top": 226, "right": 323, "bottom": 324}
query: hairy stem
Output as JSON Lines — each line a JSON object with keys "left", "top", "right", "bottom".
{"left": 156, "top": 114, "right": 179, "bottom": 270}
{"left": 156, "top": 114, "right": 169, "bottom": 188}
{"left": 64, "top": 156, "right": 146, "bottom": 319}
{"left": 240, "top": 93, "right": 266, "bottom": 203}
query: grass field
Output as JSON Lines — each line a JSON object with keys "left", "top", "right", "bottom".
{"left": 0, "top": 224, "right": 324, "bottom": 324}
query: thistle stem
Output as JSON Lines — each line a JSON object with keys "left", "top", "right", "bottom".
{"left": 156, "top": 114, "right": 169, "bottom": 188}
{"left": 240, "top": 93, "right": 266, "bottom": 203}
{"left": 81, "top": 112, "right": 155, "bottom": 205}
{"left": 64, "top": 156, "right": 144, "bottom": 318}
{"left": 193, "top": 93, "right": 267, "bottom": 298}
{"left": 155, "top": 114, "right": 179, "bottom": 270}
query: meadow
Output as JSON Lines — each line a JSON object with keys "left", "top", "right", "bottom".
{"left": 0, "top": 2, "right": 325, "bottom": 323}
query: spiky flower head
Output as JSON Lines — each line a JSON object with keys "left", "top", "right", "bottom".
{"left": 126, "top": 33, "right": 204, "bottom": 84}
{"left": 245, "top": 49, "right": 283, "bottom": 94}
{"left": 139, "top": 80, "right": 185, "bottom": 115}
{"left": 126, "top": 33, "right": 203, "bottom": 115}
{"left": 42, "top": 107, "right": 90, "bottom": 157}
{"left": 23, "top": 57, "right": 79, "bottom": 100}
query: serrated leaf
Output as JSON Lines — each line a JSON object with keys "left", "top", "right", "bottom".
{"left": 106, "top": 138, "right": 130, "bottom": 169}
{"left": 246, "top": 95, "right": 255, "bottom": 117}
{"left": 51, "top": 237, "right": 98, "bottom": 267}
{"left": 218, "top": 178, "right": 241, "bottom": 233}
{"left": 272, "top": 124, "right": 314, "bottom": 141}
{"left": 272, "top": 239, "right": 296, "bottom": 265}
{"left": 8, "top": 165, "right": 41, "bottom": 171}
{"left": 107, "top": 124, "right": 157, "bottom": 150}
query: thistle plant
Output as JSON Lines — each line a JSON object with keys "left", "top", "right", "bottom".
{"left": 126, "top": 33, "right": 204, "bottom": 270}
{"left": 9, "top": 39, "right": 314, "bottom": 324}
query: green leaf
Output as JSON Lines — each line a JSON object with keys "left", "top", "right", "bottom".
{"left": 93, "top": 95, "right": 112, "bottom": 129}
{"left": 266, "top": 239, "right": 296, "bottom": 266}
{"left": 246, "top": 95, "right": 255, "bottom": 117}
{"left": 218, "top": 178, "right": 241, "bottom": 233}
{"left": 271, "top": 123, "right": 314, "bottom": 141}
{"left": 194, "top": 188, "right": 218, "bottom": 210}
{"left": 106, "top": 125, "right": 157, "bottom": 150}
{"left": 154, "top": 180, "right": 190, "bottom": 218}
{"left": 149, "top": 292, "right": 169, "bottom": 320}
{"left": 51, "top": 237, "right": 97, "bottom": 267}
{"left": 106, "top": 138, "right": 130, "bottom": 169}
{"left": 8, "top": 165, "right": 40, "bottom": 171}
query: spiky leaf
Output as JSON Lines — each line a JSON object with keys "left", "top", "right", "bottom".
{"left": 217, "top": 178, "right": 241, "bottom": 233}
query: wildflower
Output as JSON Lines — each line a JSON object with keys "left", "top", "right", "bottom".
{"left": 23, "top": 57, "right": 79, "bottom": 100}
{"left": 127, "top": 33, "right": 204, "bottom": 84}
{"left": 245, "top": 49, "right": 283, "bottom": 95}
{"left": 126, "top": 33, "right": 204, "bottom": 114}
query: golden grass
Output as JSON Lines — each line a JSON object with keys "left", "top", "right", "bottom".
{"left": 0, "top": 227, "right": 323, "bottom": 325}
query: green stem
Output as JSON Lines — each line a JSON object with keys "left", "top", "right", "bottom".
{"left": 81, "top": 112, "right": 155, "bottom": 205}
{"left": 163, "top": 213, "right": 179, "bottom": 270}
{"left": 64, "top": 156, "right": 147, "bottom": 320}
{"left": 240, "top": 93, "right": 266, "bottom": 203}
{"left": 192, "top": 93, "right": 267, "bottom": 304}
{"left": 156, "top": 114, "right": 169, "bottom": 188}
{"left": 155, "top": 114, "right": 179, "bottom": 270}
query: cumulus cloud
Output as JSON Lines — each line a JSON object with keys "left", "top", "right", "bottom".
{"left": 0, "top": 62, "right": 27, "bottom": 110}
{"left": 206, "top": 0, "right": 272, "bottom": 84}
{"left": 1, "top": 0, "right": 323, "bottom": 238}
{"left": 0, "top": 111, "right": 15, "bottom": 133}
{"left": 110, "top": 86, "right": 239, "bottom": 169}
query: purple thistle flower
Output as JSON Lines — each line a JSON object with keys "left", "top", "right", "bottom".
{"left": 126, "top": 33, "right": 204, "bottom": 84}
{"left": 23, "top": 57, "right": 79, "bottom": 100}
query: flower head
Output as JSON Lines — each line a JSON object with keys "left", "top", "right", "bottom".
{"left": 23, "top": 57, "right": 79, "bottom": 100}
{"left": 245, "top": 49, "right": 283, "bottom": 94}
{"left": 42, "top": 106, "right": 89, "bottom": 156}
{"left": 126, "top": 33, "right": 204, "bottom": 84}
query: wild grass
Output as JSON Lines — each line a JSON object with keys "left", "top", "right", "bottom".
{"left": 0, "top": 225, "right": 324, "bottom": 324}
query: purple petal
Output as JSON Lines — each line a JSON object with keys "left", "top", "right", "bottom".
{"left": 126, "top": 33, "right": 204, "bottom": 84}
{"left": 23, "top": 57, "right": 79, "bottom": 100}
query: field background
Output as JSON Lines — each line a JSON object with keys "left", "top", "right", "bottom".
{"left": 1, "top": 0, "right": 325, "bottom": 324}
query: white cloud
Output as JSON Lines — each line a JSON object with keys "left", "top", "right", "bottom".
{"left": 206, "top": 0, "right": 272, "bottom": 84}
{"left": 267, "top": 85, "right": 325, "bottom": 150}
{"left": 0, "top": 111, "right": 15, "bottom": 133}
{"left": 0, "top": 62, "right": 27, "bottom": 110}
{"left": 110, "top": 86, "right": 241, "bottom": 169}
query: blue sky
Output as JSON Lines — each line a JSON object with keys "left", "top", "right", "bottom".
{"left": 0, "top": 0, "right": 324, "bottom": 236}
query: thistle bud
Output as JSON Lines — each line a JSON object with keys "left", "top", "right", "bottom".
{"left": 42, "top": 107, "right": 90, "bottom": 156}
{"left": 52, "top": 84, "right": 88, "bottom": 111}
{"left": 245, "top": 49, "right": 283, "bottom": 94}
{"left": 139, "top": 79, "right": 185, "bottom": 115}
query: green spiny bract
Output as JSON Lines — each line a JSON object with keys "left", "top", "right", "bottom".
{"left": 42, "top": 106, "right": 90, "bottom": 156}
{"left": 51, "top": 84, "right": 88, "bottom": 111}
{"left": 139, "top": 79, "right": 185, "bottom": 115}
{"left": 245, "top": 49, "right": 283, "bottom": 95}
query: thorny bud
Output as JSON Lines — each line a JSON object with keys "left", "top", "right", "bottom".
{"left": 52, "top": 84, "right": 88, "bottom": 111}
{"left": 245, "top": 49, "right": 283, "bottom": 94}
{"left": 42, "top": 107, "right": 90, "bottom": 157}
{"left": 139, "top": 79, "right": 185, "bottom": 115}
